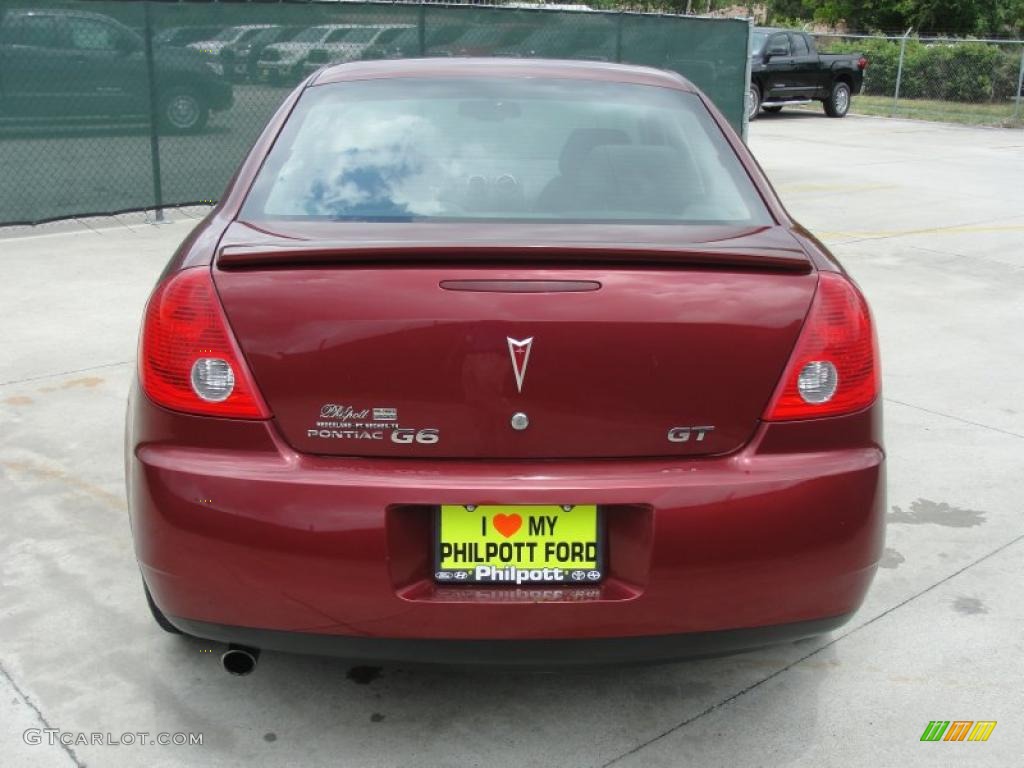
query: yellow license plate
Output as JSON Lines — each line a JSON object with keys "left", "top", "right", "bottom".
{"left": 435, "top": 504, "right": 603, "bottom": 584}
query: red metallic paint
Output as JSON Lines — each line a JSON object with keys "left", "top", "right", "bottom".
{"left": 127, "top": 59, "right": 884, "bottom": 656}
{"left": 213, "top": 264, "right": 817, "bottom": 459}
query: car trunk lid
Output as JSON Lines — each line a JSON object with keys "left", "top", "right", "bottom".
{"left": 213, "top": 221, "right": 815, "bottom": 459}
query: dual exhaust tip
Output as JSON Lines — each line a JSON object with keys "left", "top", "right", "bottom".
{"left": 220, "top": 644, "right": 260, "bottom": 676}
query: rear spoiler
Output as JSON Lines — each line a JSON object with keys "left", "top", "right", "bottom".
{"left": 216, "top": 243, "right": 811, "bottom": 272}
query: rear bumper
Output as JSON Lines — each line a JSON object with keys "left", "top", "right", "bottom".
{"left": 128, "top": 386, "right": 885, "bottom": 655}
{"left": 172, "top": 613, "right": 854, "bottom": 666}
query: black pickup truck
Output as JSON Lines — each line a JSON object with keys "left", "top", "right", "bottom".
{"left": 748, "top": 27, "right": 867, "bottom": 120}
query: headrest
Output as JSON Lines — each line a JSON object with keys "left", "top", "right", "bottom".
{"left": 575, "top": 145, "right": 701, "bottom": 214}
{"left": 558, "top": 128, "right": 631, "bottom": 176}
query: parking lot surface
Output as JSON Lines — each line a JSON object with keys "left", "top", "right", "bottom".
{"left": 2, "top": 112, "right": 1022, "bottom": 767}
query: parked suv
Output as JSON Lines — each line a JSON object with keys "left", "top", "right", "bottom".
{"left": 153, "top": 25, "right": 225, "bottom": 49}
{"left": 220, "top": 25, "right": 306, "bottom": 82}
{"left": 257, "top": 24, "right": 360, "bottom": 83}
{"left": 0, "top": 8, "right": 232, "bottom": 132}
{"left": 300, "top": 25, "right": 414, "bottom": 75}
{"left": 186, "top": 24, "right": 274, "bottom": 59}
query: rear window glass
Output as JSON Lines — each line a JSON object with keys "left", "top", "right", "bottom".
{"left": 338, "top": 27, "right": 379, "bottom": 43}
{"left": 293, "top": 26, "right": 330, "bottom": 44}
{"left": 2, "top": 15, "right": 63, "bottom": 47}
{"left": 213, "top": 27, "right": 246, "bottom": 43}
{"left": 790, "top": 33, "right": 810, "bottom": 55}
{"left": 241, "top": 77, "right": 771, "bottom": 225}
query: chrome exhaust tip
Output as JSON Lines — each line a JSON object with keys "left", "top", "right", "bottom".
{"left": 220, "top": 644, "right": 260, "bottom": 676}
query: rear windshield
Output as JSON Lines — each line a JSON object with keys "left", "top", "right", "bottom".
{"left": 241, "top": 77, "right": 771, "bottom": 225}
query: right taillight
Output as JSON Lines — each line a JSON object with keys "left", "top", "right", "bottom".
{"left": 763, "top": 272, "right": 879, "bottom": 421}
{"left": 858, "top": 56, "right": 869, "bottom": 70}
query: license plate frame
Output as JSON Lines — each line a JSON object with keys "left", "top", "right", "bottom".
{"left": 434, "top": 504, "right": 604, "bottom": 585}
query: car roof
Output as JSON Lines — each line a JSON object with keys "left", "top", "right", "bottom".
{"left": 312, "top": 57, "right": 694, "bottom": 91}
{"left": 9, "top": 8, "right": 125, "bottom": 23}
{"left": 301, "top": 24, "right": 357, "bottom": 31}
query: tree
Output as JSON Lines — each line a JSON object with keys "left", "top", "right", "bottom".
{"left": 807, "top": 0, "right": 911, "bottom": 31}
{"left": 764, "top": 0, "right": 809, "bottom": 22}
{"left": 762, "top": 0, "right": 1024, "bottom": 34}
{"left": 908, "top": 0, "right": 990, "bottom": 34}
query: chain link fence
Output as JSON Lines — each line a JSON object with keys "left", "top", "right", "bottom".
{"left": 0, "top": 0, "right": 751, "bottom": 226}
{"left": 812, "top": 31, "right": 1024, "bottom": 127}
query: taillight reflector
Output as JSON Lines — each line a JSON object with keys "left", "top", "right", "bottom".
{"left": 140, "top": 268, "right": 269, "bottom": 419}
{"left": 763, "top": 272, "right": 879, "bottom": 421}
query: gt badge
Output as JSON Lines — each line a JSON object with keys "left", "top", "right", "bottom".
{"left": 667, "top": 426, "right": 716, "bottom": 443}
{"left": 507, "top": 337, "right": 533, "bottom": 393}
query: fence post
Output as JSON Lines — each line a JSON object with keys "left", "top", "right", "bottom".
{"left": 418, "top": 2, "right": 426, "bottom": 57}
{"left": 742, "top": 16, "right": 754, "bottom": 142}
{"left": 142, "top": 1, "right": 164, "bottom": 221}
{"left": 892, "top": 27, "right": 911, "bottom": 118}
{"left": 615, "top": 12, "right": 623, "bottom": 63}
{"left": 1014, "top": 44, "right": 1024, "bottom": 121}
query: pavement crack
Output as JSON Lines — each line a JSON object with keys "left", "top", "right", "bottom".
{"left": 599, "top": 531, "right": 1024, "bottom": 767}
{"left": 884, "top": 397, "right": 1024, "bottom": 440}
{"left": 0, "top": 658, "right": 85, "bottom": 767}
{"left": 0, "top": 361, "right": 132, "bottom": 388}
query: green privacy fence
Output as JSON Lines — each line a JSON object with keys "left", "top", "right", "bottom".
{"left": 0, "top": 0, "right": 750, "bottom": 226}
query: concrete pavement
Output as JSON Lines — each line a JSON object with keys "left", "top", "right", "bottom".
{"left": 1, "top": 112, "right": 1022, "bottom": 767}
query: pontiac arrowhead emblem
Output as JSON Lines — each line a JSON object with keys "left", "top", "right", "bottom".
{"left": 507, "top": 337, "right": 533, "bottom": 393}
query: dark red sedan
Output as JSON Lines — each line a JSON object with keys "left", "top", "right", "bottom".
{"left": 127, "top": 58, "right": 884, "bottom": 672}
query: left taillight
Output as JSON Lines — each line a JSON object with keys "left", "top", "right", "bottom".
{"left": 139, "top": 267, "right": 270, "bottom": 419}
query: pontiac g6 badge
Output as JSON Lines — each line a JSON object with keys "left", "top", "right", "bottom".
{"left": 507, "top": 337, "right": 533, "bottom": 393}
{"left": 308, "top": 404, "right": 439, "bottom": 444}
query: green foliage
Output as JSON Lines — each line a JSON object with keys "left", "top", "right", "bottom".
{"left": 763, "top": 0, "right": 1024, "bottom": 35}
{"left": 823, "top": 36, "right": 1022, "bottom": 101}
{"left": 906, "top": 0, "right": 987, "bottom": 34}
{"left": 825, "top": 37, "right": 902, "bottom": 93}
{"left": 763, "top": 0, "right": 808, "bottom": 22}
{"left": 763, "top": 14, "right": 810, "bottom": 29}
{"left": 810, "top": 0, "right": 909, "bottom": 31}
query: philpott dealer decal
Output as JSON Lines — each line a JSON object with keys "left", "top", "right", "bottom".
{"left": 308, "top": 404, "right": 440, "bottom": 445}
